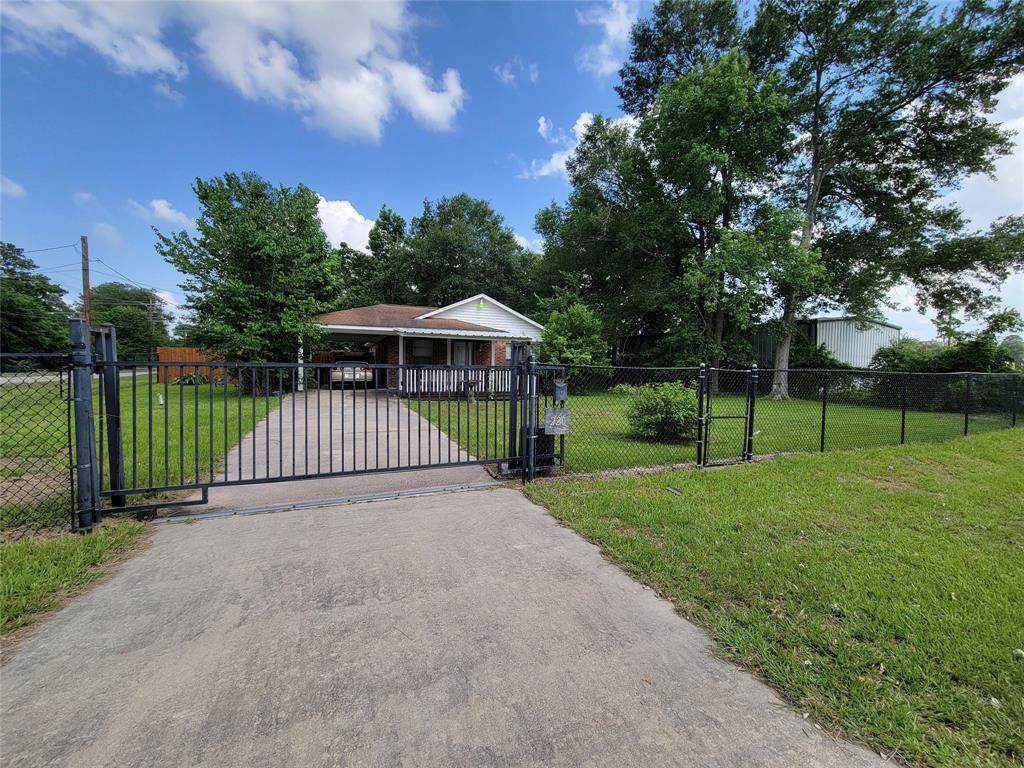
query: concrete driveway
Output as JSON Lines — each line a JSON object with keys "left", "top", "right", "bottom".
{"left": 193, "top": 388, "right": 494, "bottom": 514}
{"left": 2, "top": 488, "right": 884, "bottom": 767}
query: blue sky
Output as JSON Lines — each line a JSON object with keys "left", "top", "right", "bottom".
{"left": 1, "top": 0, "right": 1021, "bottom": 339}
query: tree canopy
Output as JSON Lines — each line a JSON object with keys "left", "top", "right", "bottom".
{"left": 0, "top": 243, "right": 69, "bottom": 353}
{"left": 534, "top": 0, "right": 1024, "bottom": 390}
{"left": 78, "top": 282, "right": 171, "bottom": 360}
{"left": 157, "top": 172, "right": 341, "bottom": 362}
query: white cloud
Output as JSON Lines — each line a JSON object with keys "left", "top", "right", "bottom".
{"left": 130, "top": 198, "right": 193, "bottom": 228}
{"left": 576, "top": 0, "right": 639, "bottom": 78}
{"left": 1, "top": 1, "right": 465, "bottom": 141}
{"left": 514, "top": 232, "right": 544, "bottom": 252}
{"left": 945, "top": 74, "right": 1024, "bottom": 229}
{"left": 92, "top": 222, "right": 122, "bottom": 246}
{"left": 537, "top": 116, "right": 554, "bottom": 141}
{"left": 155, "top": 290, "right": 187, "bottom": 326}
{"left": 154, "top": 80, "right": 184, "bottom": 105}
{"left": 73, "top": 191, "right": 95, "bottom": 207}
{"left": 1, "top": 176, "right": 27, "bottom": 198}
{"left": 521, "top": 112, "right": 595, "bottom": 180}
{"left": 317, "top": 196, "right": 374, "bottom": 252}
{"left": 493, "top": 56, "right": 539, "bottom": 86}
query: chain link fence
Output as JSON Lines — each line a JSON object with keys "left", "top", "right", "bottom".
{"left": 0, "top": 354, "right": 75, "bottom": 539}
{"left": 549, "top": 364, "right": 1021, "bottom": 475}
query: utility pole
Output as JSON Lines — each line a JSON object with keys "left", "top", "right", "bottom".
{"left": 80, "top": 235, "right": 92, "bottom": 326}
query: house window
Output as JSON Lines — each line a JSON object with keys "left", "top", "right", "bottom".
{"left": 411, "top": 339, "right": 433, "bottom": 365}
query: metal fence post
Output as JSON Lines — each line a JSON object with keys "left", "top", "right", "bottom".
{"left": 819, "top": 370, "right": 829, "bottom": 453}
{"left": 695, "top": 364, "right": 706, "bottom": 466}
{"left": 508, "top": 342, "right": 521, "bottom": 468}
{"left": 69, "top": 319, "right": 99, "bottom": 532}
{"left": 97, "top": 326, "right": 126, "bottom": 507}
{"left": 1010, "top": 375, "right": 1018, "bottom": 428}
{"left": 900, "top": 374, "right": 908, "bottom": 445}
{"left": 745, "top": 365, "right": 758, "bottom": 461}
{"left": 526, "top": 352, "right": 539, "bottom": 482}
{"left": 963, "top": 373, "right": 971, "bottom": 436}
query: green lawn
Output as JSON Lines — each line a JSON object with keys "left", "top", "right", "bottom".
{"left": 413, "top": 390, "right": 1010, "bottom": 473}
{"left": 525, "top": 429, "right": 1024, "bottom": 767}
{"left": 1, "top": 377, "right": 272, "bottom": 531}
{"left": 0, "top": 519, "right": 147, "bottom": 635}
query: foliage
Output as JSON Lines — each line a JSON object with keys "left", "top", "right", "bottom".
{"left": 157, "top": 172, "right": 341, "bottom": 362}
{"left": 0, "top": 242, "right": 69, "bottom": 353}
{"left": 1, "top": 520, "right": 147, "bottom": 634}
{"left": 406, "top": 194, "right": 542, "bottom": 310}
{"left": 1000, "top": 334, "right": 1024, "bottom": 368}
{"left": 626, "top": 381, "right": 698, "bottom": 442}
{"left": 872, "top": 313, "right": 1022, "bottom": 374}
{"left": 337, "top": 206, "right": 415, "bottom": 308}
{"left": 79, "top": 283, "right": 172, "bottom": 360}
{"left": 171, "top": 372, "right": 208, "bottom": 386}
{"left": 541, "top": 0, "right": 1024, "bottom": 388}
{"left": 539, "top": 302, "right": 608, "bottom": 366}
{"left": 526, "top": 429, "right": 1024, "bottom": 768}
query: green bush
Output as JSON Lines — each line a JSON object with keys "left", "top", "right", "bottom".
{"left": 172, "top": 372, "right": 208, "bottom": 386}
{"left": 626, "top": 382, "right": 698, "bottom": 442}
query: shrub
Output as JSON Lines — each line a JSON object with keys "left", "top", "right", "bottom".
{"left": 611, "top": 382, "right": 639, "bottom": 395}
{"left": 171, "top": 372, "right": 208, "bottom": 386}
{"left": 627, "top": 382, "right": 698, "bottom": 442}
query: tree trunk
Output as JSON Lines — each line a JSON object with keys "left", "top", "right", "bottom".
{"left": 710, "top": 303, "right": 725, "bottom": 394}
{"left": 771, "top": 294, "right": 796, "bottom": 399}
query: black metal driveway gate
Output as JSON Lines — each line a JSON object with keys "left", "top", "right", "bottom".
{"left": 70, "top": 323, "right": 560, "bottom": 531}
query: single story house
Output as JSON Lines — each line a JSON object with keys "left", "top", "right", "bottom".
{"left": 314, "top": 293, "right": 544, "bottom": 395}
{"left": 752, "top": 316, "right": 902, "bottom": 369}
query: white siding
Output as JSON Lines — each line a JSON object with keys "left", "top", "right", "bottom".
{"left": 816, "top": 320, "right": 900, "bottom": 368}
{"left": 431, "top": 300, "right": 543, "bottom": 341}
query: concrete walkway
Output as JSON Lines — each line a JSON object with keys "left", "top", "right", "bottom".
{"left": 2, "top": 489, "right": 884, "bottom": 767}
{"left": 193, "top": 389, "right": 493, "bottom": 513}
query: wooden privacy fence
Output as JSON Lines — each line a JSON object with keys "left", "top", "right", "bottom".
{"left": 155, "top": 347, "right": 224, "bottom": 384}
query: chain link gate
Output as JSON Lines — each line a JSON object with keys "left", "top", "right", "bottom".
{"left": 696, "top": 365, "right": 759, "bottom": 467}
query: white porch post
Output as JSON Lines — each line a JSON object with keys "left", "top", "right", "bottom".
{"left": 297, "top": 339, "right": 304, "bottom": 392}
{"left": 490, "top": 340, "right": 496, "bottom": 365}
{"left": 446, "top": 338, "right": 452, "bottom": 365}
{"left": 397, "top": 333, "right": 404, "bottom": 394}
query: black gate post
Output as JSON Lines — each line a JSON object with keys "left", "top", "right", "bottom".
{"left": 695, "top": 364, "right": 706, "bottom": 466}
{"left": 744, "top": 365, "right": 758, "bottom": 461}
{"left": 507, "top": 342, "right": 522, "bottom": 469}
{"left": 525, "top": 351, "right": 539, "bottom": 482}
{"left": 69, "top": 319, "right": 99, "bottom": 532}
{"left": 963, "top": 373, "right": 971, "bottom": 436}
{"left": 97, "top": 325, "right": 126, "bottom": 507}
{"left": 900, "top": 374, "right": 908, "bottom": 445}
{"left": 819, "top": 370, "right": 829, "bottom": 453}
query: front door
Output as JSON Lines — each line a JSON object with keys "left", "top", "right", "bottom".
{"left": 452, "top": 340, "right": 471, "bottom": 366}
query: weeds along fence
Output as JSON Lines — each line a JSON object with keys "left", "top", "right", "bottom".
{"left": 0, "top": 354, "right": 75, "bottom": 539}
{"left": 554, "top": 364, "right": 1021, "bottom": 474}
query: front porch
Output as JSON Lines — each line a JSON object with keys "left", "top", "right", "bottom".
{"left": 313, "top": 332, "right": 516, "bottom": 398}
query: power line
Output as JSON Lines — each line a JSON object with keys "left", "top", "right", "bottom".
{"left": 21, "top": 243, "right": 78, "bottom": 254}
{"left": 92, "top": 258, "right": 180, "bottom": 298}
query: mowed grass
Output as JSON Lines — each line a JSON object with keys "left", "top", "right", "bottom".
{"left": 525, "top": 429, "right": 1024, "bottom": 767}
{"left": 1, "top": 519, "right": 147, "bottom": 635}
{"left": 413, "top": 390, "right": 1009, "bottom": 472}
{"left": 1, "top": 376, "right": 273, "bottom": 530}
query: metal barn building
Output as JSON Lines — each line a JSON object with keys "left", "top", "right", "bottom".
{"left": 752, "top": 317, "right": 902, "bottom": 369}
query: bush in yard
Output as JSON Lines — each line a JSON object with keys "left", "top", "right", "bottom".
{"left": 539, "top": 301, "right": 610, "bottom": 393}
{"left": 627, "top": 382, "right": 697, "bottom": 442}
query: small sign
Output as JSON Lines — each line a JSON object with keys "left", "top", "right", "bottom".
{"left": 544, "top": 407, "right": 571, "bottom": 435}
{"left": 553, "top": 379, "right": 568, "bottom": 402}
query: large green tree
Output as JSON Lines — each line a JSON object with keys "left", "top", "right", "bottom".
{"left": 0, "top": 242, "right": 69, "bottom": 353}
{"left": 79, "top": 282, "right": 171, "bottom": 360}
{"left": 337, "top": 206, "right": 415, "bottom": 308}
{"left": 613, "top": 0, "right": 1024, "bottom": 395}
{"left": 405, "top": 193, "right": 542, "bottom": 310}
{"left": 157, "top": 172, "right": 341, "bottom": 362}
